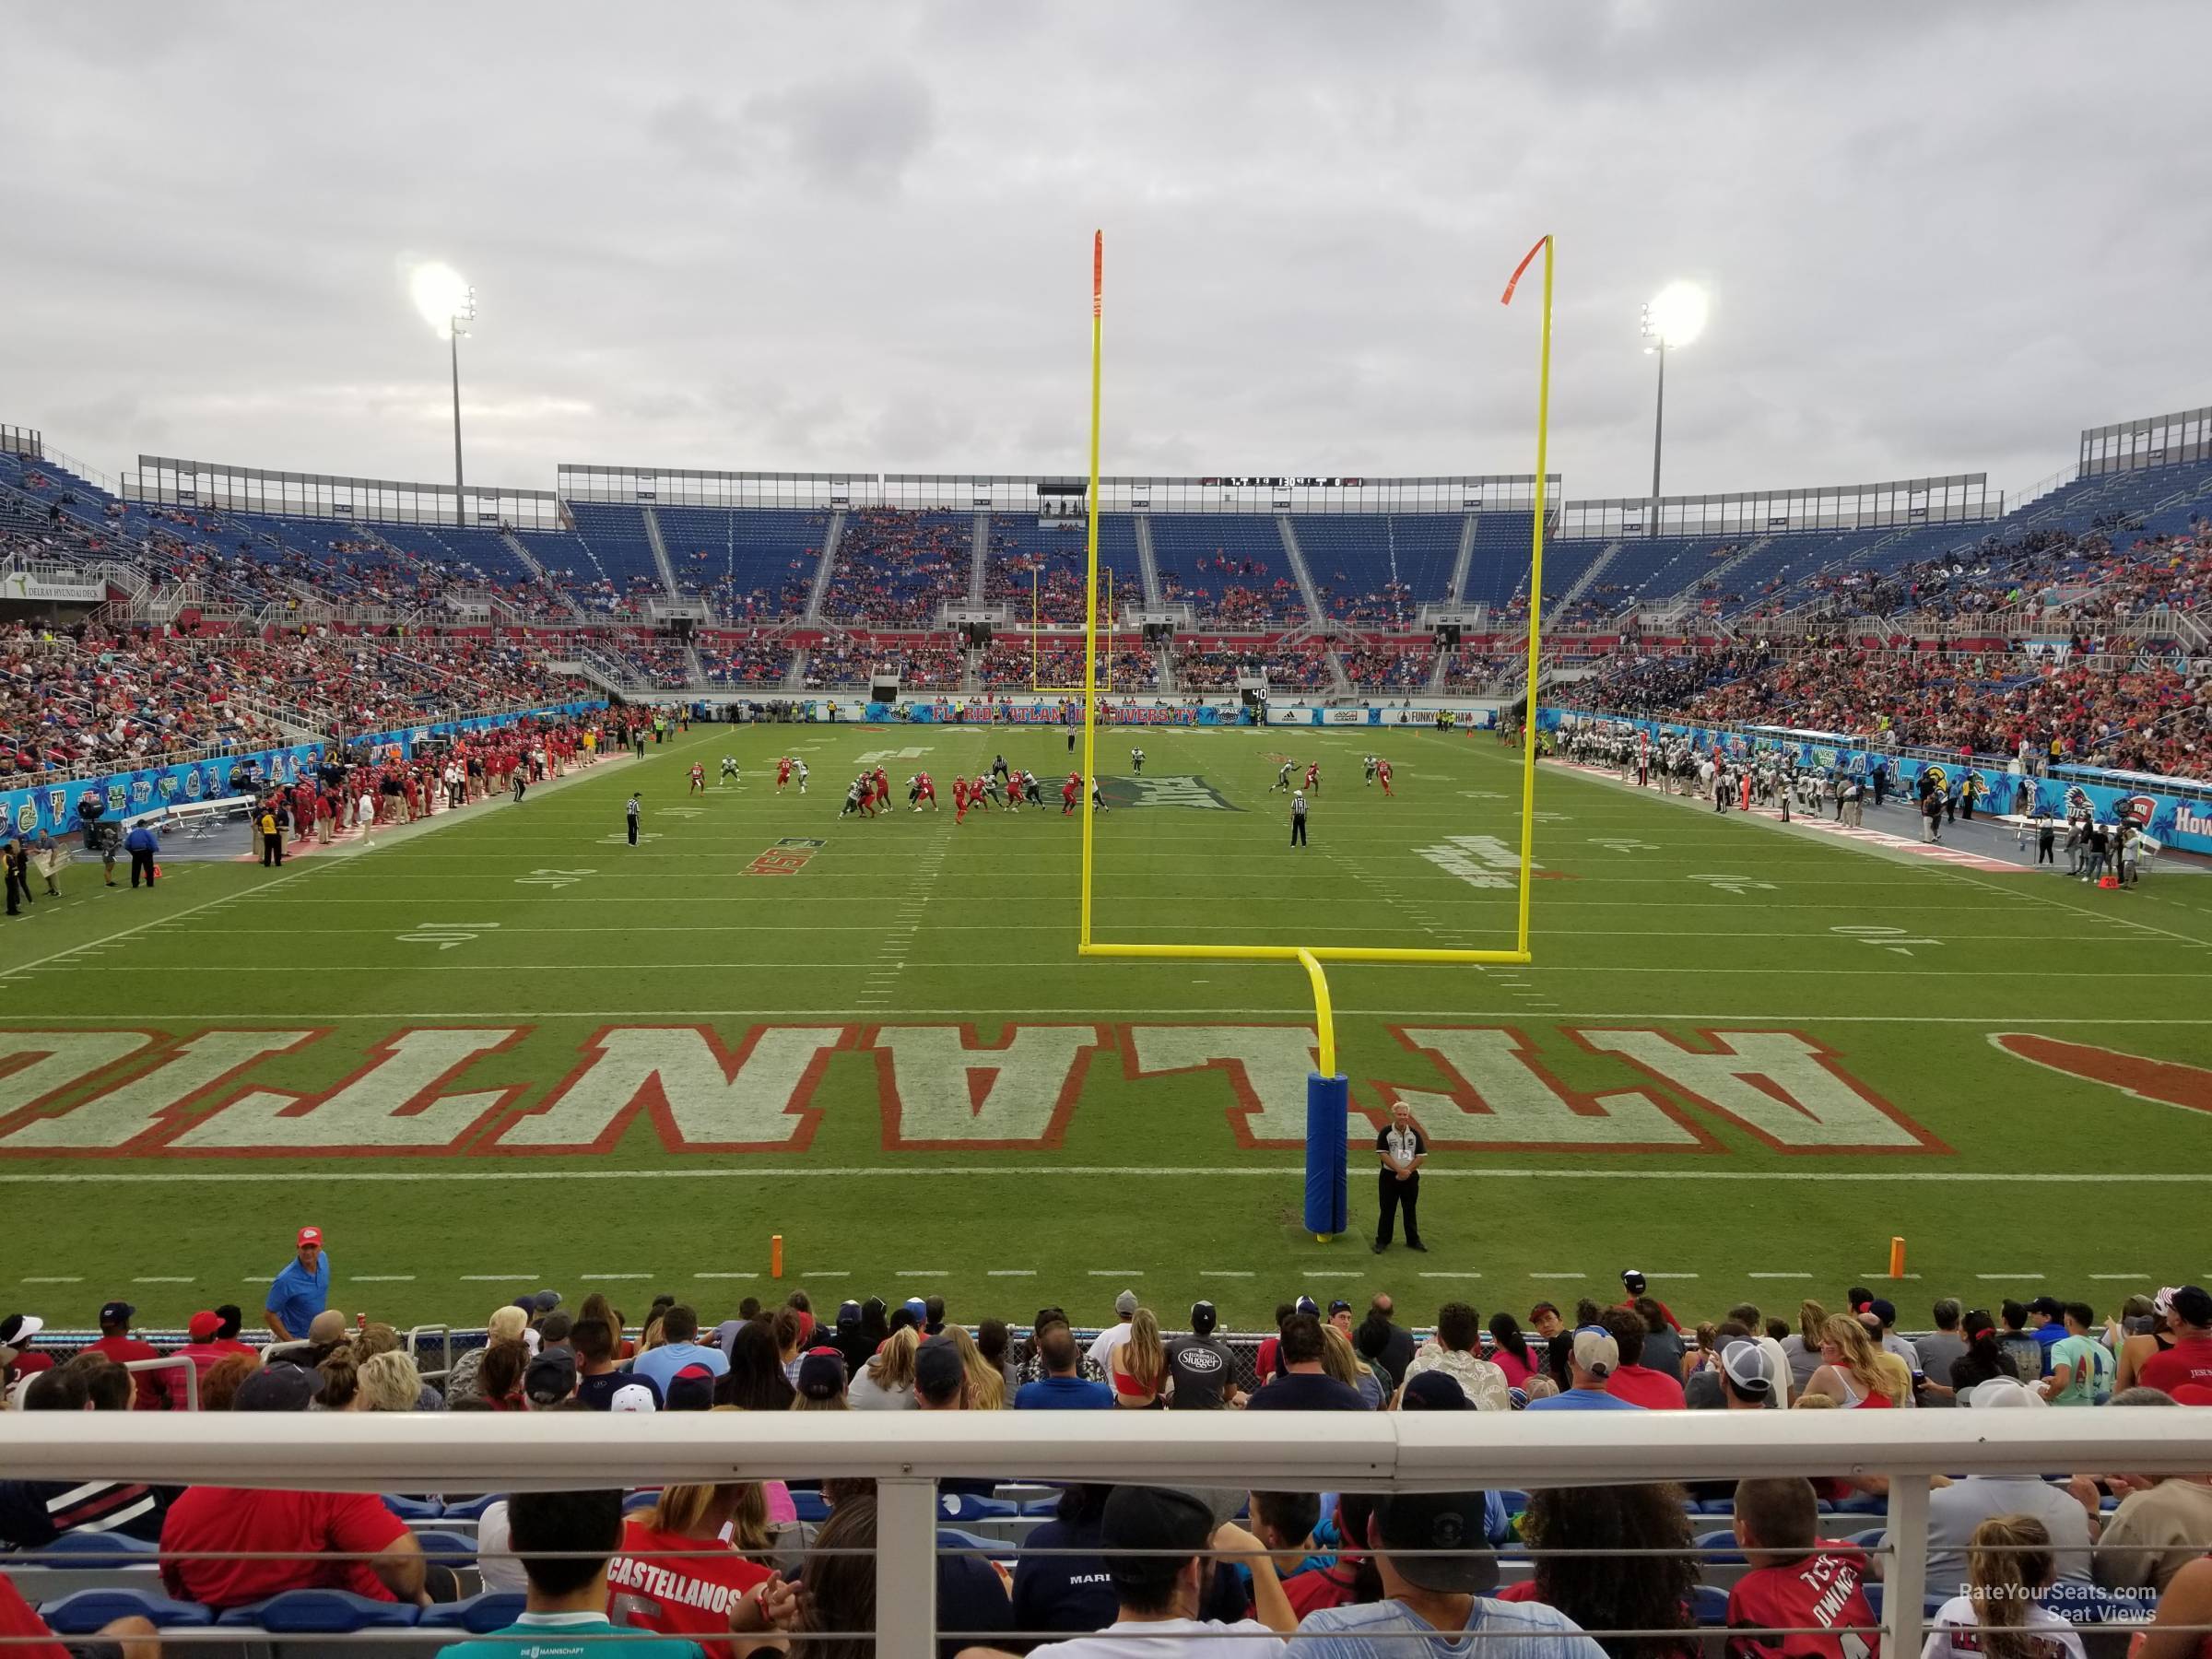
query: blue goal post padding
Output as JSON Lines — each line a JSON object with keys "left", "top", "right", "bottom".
{"left": 1303, "top": 1072, "right": 1349, "bottom": 1237}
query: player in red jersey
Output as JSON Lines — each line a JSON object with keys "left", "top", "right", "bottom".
{"left": 776, "top": 756, "right": 794, "bottom": 792}
{"left": 953, "top": 776, "right": 971, "bottom": 824}
{"left": 911, "top": 771, "right": 936, "bottom": 811}
{"left": 688, "top": 762, "right": 707, "bottom": 794}
{"left": 963, "top": 774, "right": 988, "bottom": 812}
{"left": 1377, "top": 759, "right": 1394, "bottom": 797}
{"left": 1062, "top": 772, "right": 1082, "bottom": 816}
{"left": 873, "top": 767, "right": 890, "bottom": 811}
{"left": 1304, "top": 761, "right": 1322, "bottom": 794}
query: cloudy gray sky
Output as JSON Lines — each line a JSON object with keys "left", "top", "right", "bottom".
{"left": 3, "top": 2, "right": 2206, "bottom": 506}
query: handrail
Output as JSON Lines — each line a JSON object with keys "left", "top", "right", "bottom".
{"left": 119, "top": 1351, "right": 199, "bottom": 1412}
{"left": 3, "top": 1406, "right": 2203, "bottom": 1492}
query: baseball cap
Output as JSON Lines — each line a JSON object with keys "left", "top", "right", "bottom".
{"left": 836, "top": 1300, "right": 862, "bottom": 1328}
{"left": 902, "top": 1297, "right": 928, "bottom": 1322}
{"left": 296, "top": 1227, "right": 322, "bottom": 1248}
{"left": 307, "top": 1310, "right": 347, "bottom": 1345}
{"left": 1967, "top": 1377, "right": 2047, "bottom": 1409}
{"left": 665, "top": 1364, "right": 716, "bottom": 1412}
{"left": 1867, "top": 1299, "right": 1898, "bottom": 1327}
{"left": 214, "top": 1305, "right": 243, "bottom": 1341}
{"left": 235, "top": 1362, "right": 319, "bottom": 1412}
{"left": 914, "top": 1338, "right": 965, "bottom": 1400}
{"left": 2028, "top": 1295, "right": 2064, "bottom": 1319}
{"left": 1328, "top": 1300, "right": 1353, "bottom": 1316}
{"left": 1529, "top": 1301, "right": 1559, "bottom": 1320}
{"left": 1190, "top": 1300, "right": 1218, "bottom": 1337}
{"left": 531, "top": 1290, "right": 562, "bottom": 1314}
{"left": 796, "top": 1347, "right": 848, "bottom": 1402}
{"left": 1721, "top": 1340, "right": 1777, "bottom": 1399}
{"left": 1402, "top": 1371, "right": 1470, "bottom": 1410}
{"left": 1100, "top": 1486, "right": 1216, "bottom": 1592}
{"left": 1371, "top": 1492, "right": 1501, "bottom": 1594}
{"left": 100, "top": 1301, "right": 135, "bottom": 1326}
{"left": 1115, "top": 1289, "right": 1139, "bottom": 1318}
{"left": 524, "top": 1349, "right": 578, "bottom": 1407}
{"left": 1294, "top": 1295, "right": 1320, "bottom": 1318}
{"left": 1571, "top": 1326, "right": 1619, "bottom": 1381}
{"left": 608, "top": 1382, "right": 659, "bottom": 1414}
{"left": 187, "top": 1311, "right": 223, "bottom": 1342}
{"left": 1621, "top": 1269, "right": 1647, "bottom": 1295}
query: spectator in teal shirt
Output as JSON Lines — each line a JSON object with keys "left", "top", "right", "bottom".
{"left": 436, "top": 1488, "right": 704, "bottom": 1659}
{"left": 2041, "top": 1303, "right": 2114, "bottom": 1406}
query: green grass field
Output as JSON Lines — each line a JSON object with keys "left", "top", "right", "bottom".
{"left": 4, "top": 720, "right": 2210, "bottom": 1334}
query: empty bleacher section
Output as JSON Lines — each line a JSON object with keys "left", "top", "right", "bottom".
{"left": 654, "top": 506, "right": 828, "bottom": 620}
{"left": 563, "top": 503, "right": 664, "bottom": 610}
{"left": 1296, "top": 513, "right": 1464, "bottom": 626}
{"left": 1455, "top": 511, "right": 1541, "bottom": 609}
{"left": 1148, "top": 513, "right": 1307, "bottom": 626}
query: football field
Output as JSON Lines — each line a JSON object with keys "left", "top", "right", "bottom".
{"left": 4, "top": 721, "right": 2210, "bottom": 1329}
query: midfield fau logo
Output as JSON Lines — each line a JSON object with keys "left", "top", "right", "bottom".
{"left": 1099, "top": 775, "right": 1241, "bottom": 811}
{"left": 0, "top": 1023, "right": 1952, "bottom": 1159}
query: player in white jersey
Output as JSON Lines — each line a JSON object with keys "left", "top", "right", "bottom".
{"left": 719, "top": 756, "right": 740, "bottom": 785}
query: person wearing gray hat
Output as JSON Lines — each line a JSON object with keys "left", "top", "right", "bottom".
{"left": 1294, "top": 1491, "right": 1603, "bottom": 1659}
{"left": 1086, "top": 1288, "right": 1140, "bottom": 1372}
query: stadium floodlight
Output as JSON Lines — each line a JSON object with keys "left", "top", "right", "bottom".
{"left": 1072, "top": 230, "right": 1556, "bottom": 1243}
{"left": 408, "top": 262, "right": 478, "bottom": 515}
{"left": 1640, "top": 281, "right": 1706, "bottom": 532}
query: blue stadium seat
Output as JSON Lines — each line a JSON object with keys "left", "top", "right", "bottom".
{"left": 1692, "top": 1583, "right": 1733, "bottom": 1625}
{"left": 32, "top": 1588, "right": 215, "bottom": 1632}
{"left": 437, "top": 1494, "right": 504, "bottom": 1522}
{"left": 214, "top": 1589, "right": 420, "bottom": 1630}
{"left": 936, "top": 1526, "right": 1002, "bottom": 1556}
{"left": 412, "top": 1529, "right": 479, "bottom": 1565}
{"left": 937, "top": 1492, "right": 1022, "bottom": 1521}
{"left": 27, "top": 1533, "right": 159, "bottom": 1564}
{"left": 418, "top": 1592, "right": 529, "bottom": 1633}
{"left": 380, "top": 1495, "right": 442, "bottom": 1522}
{"left": 1693, "top": 1527, "right": 1745, "bottom": 1566}
{"left": 792, "top": 1489, "right": 832, "bottom": 1523}
{"left": 623, "top": 1490, "right": 662, "bottom": 1513}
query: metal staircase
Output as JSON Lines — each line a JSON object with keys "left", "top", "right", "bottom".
{"left": 970, "top": 512, "right": 991, "bottom": 602}
{"left": 1275, "top": 514, "right": 1327, "bottom": 626}
{"left": 1132, "top": 515, "right": 1163, "bottom": 605}
{"left": 641, "top": 507, "right": 682, "bottom": 601}
{"left": 1445, "top": 512, "right": 1478, "bottom": 603}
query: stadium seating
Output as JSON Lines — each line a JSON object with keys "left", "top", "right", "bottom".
{"left": 1148, "top": 513, "right": 1306, "bottom": 626}
{"left": 818, "top": 510, "right": 972, "bottom": 624}
{"left": 1296, "top": 513, "right": 1464, "bottom": 626}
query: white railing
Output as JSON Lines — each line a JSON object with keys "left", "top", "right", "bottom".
{"left": 3, "top": 1410, "right": 2205, "bottom": 1659}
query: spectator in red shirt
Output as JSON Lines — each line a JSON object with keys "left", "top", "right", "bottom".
{"left": 1282, "top": 1493, "right": 1381, "bottom": 1617}
{"left": 1600, "top": 1309, "right": 1687, "bottom": 1409}
{"left": 2140, "top": 1286, "right": 2212, "bottom": 1398}
{"left": 0, "top": 1312, "right": 53, "bottom": 1394}
{"left": 607, "top": 1482, "right": 776, "bottom": 1643}
{"left": 85, "top": 1299, "right": 167, "bottom": 1410}
{"left": 171, "top": 1307, "right": 258, "bottom": 1407}
{"left": 1725, "top": 1478, "right": 1878, "bottom": 1659}
{"left": 159, "top": 1362, "right": 434, "bottom": 1610}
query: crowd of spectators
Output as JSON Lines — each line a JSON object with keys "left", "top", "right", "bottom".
{"left": 818, "top": 511, "right": 972, "bottom": 625}
{"left": 4, "top": 1270, "right": 2209, "bottom": 1655}
{"left": 0, "top": 624, "right": 587, "bottom": 782}
{"left": 1339, "top": 643, "right": 1434, "bottom": 690}
{"left": 698, "top": 633, "right": 794, "bottom": 688}
{"left": 1563, "top": 641, "right": 2209, "bottom": 780}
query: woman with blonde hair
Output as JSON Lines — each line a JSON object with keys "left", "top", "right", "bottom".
{"left": 1805, "top": 1314, "right": 1910, "bottom": 1408}
{"left": 1321, "top": 1324, "right": 1379, "bottom": 1406}
{"left": 1108, "top": 1308, "right": 1167, "bottom": 1408}
{"left": 847, "top": 1325, "right": 917, "bottom": 1410}
{"left": 357, "top": 1350, "right": 427, "bottom": 1413}
{"left": 608, "top": 1482, "right": 777, "bottom": 1643}
{"left": 1922, "top": 1514, "right": 2085, "bottom": 1659}
{"left": 945, "top": 1324, "right": 1006, "bottom": 1410}
{"left": 445, "top": 1305, "right": 529, "bottom": 1403}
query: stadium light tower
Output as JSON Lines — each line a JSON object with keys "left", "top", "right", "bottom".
{"left": 408, "top": 262, "right": 477, "bottom": 519}
{"left": 1641, "top": 281, "right": 1707, "bottom": 534}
